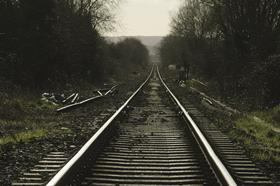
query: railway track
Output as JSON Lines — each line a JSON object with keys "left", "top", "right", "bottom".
{"left": 13, "top": 67, "right": 273, "bottom": 185}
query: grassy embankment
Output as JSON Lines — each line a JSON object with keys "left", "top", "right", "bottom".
{"left": 190, "top": 78, "right": 280, "bottom": 163}
{"left": 0, "top": 88, "right": 67, "bottom": 147}
{"left": 0, "top": 78, "right": 102, "bottom": 147}
{"left": 231, "top": 106, "right": 280, "bottom": 161}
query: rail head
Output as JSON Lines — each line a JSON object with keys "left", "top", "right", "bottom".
{"left": 157, "top": 66, "right": 237, "bottom": 186}
{"left": 47, "top": 66, "right": 154, "bottom": 186}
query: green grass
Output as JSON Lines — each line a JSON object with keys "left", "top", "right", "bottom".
{"left": 230, "top": 106, "right": 280, "bottom": 162}
{"left": 0, "top": 129, "right": 46, "bottom": 145}
{"left": 251, "top": 105, "right": 280, "bottom": 128}
{"left": 0, "top": 92, "right": 62, "bottom": 148}
{"left": 0, "top": 95, "right": 58, "bottom": 120}
{"left": 0, "top": 119, "right": 55, "bottom": 132}
{"left": 0, "top": 127, "right": 73, "bottom": 147}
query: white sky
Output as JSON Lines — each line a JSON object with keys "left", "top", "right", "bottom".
{"left": 110, "top": 0, "right": 182, "bottom": 36}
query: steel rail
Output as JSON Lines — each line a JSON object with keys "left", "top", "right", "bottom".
{"left": 157, "top": 66, "right": 237, "bottom": 186}
{"left": 46, "top": 66, "right": 154, "bottom": 186}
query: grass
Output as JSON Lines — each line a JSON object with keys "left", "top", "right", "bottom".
{"left": 251, "top": 105, "right": 280, "bottom": 128}
{"left": 0, "top": 90, "right": 62, "bottom": 148}
{"left": 184, "top": 74, "right": 280, "bottom": 162}
{"left": 0, "top": 66, "right": 147, "bottom": 151}
{"left": 0, "top": 129, "right": 46, "bottom": 145}
{"left": 230, "top": 106, "right": 280, "bottom": 162}
{"left": 0, "top": 127, "right": 73, "bottom": 148}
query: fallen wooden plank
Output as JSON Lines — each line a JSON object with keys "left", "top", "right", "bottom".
{"left": 56, "top": 85, "right": 118, "bottom": 113}
{"left": 190, "top": 87, "right": 241, "bottom": 115}
{"left": 62, "top": 93, "right": 76, "bottom": 104}
{"left": 71, "top": 93, "right": 79, "bottom": 103}
{"left": 56, "top": 95, "right": 103, "bottom": 113}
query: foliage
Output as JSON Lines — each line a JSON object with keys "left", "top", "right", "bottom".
{"left": 102, "top": 38, "right": 150, "bottom": 77}
{"left": 0, "top": 0, "right": 149, "bottom": 89}
{"left": 113, "top": 38, "right": 149, "bottom": 68}
{"left": 159, "top": 0, "right": 280, "bottom": 108}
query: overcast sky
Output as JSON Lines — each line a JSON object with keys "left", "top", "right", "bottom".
{"left": 110, "top": 0, "right": 182, "bottom": 36}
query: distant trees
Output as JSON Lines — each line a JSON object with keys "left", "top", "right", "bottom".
{"left": 104, "top": 38, "right": 149, "bottom": 76}
{"left": 159, "top": 0, "right": 280, "bottom": 108}
{"left": 114, "top": 38, "right": 149, "bottom": 67}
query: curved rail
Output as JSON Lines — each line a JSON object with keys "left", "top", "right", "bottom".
{"left": 157, "top": 66, "right": 237, "bottom": 186}
{"left": 47, "top": 66, "right": 154, "bottom": 186}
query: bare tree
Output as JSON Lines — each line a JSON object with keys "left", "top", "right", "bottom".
{"left": 76, "top": 0, "right": 120, "bottom": 32}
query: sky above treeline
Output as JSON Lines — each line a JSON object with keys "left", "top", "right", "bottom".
{"left": 110, "top": 0, "right": 182, "bottom": 36}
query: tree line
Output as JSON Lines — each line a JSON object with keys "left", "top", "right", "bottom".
{"left": 0, "top": 0, "right": 149, "bottom": 88}
{"left": 159, "top": 0, "right": 280, "bottom": 108}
